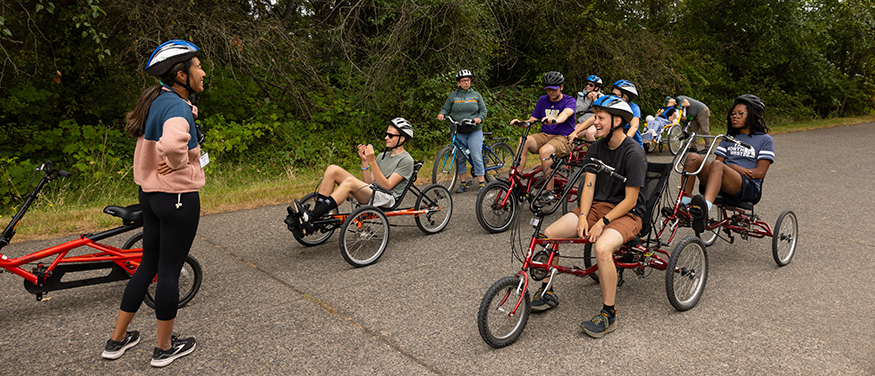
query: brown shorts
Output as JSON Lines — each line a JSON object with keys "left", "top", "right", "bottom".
{"left": 529, "top": 132, "right": 572, "bottom": 158}
{"left": 585, "top": 202, "right": 642, "bottom": 243}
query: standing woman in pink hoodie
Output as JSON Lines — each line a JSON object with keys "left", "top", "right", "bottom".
{"left": 101, "top": 40, "right": 206, "bottom": 368}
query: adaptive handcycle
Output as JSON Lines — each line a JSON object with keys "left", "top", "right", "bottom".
{"left": 476, "top": 157, "right": 708, "bottom": 348}
{"left": 0, "top": 162, "right": 203, "bottom": 307}
{"left": 287, "top": 161, "right": 453, "bottom": 267}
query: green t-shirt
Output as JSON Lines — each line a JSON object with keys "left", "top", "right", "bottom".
{"left": 375, "top": 150, "right": 414, "bottom": 199}
{"left": 438, "top": 89, "right": 488, "bottom": 132}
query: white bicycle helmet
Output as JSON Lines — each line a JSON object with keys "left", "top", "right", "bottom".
{"left": 390, "top": 117, "right": 414, "bottom": 140}
{"left": 455, "top": 70, "right": 473, "bottom": 81}
{"left": 145, "top": 39, "right": 201, "bottom": 77}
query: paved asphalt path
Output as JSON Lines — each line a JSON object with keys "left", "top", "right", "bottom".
{"left": 1, "top": 123, "right": 873, "bottom": 375}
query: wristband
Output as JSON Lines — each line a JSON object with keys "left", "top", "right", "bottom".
{"left": 602, "top": 217, "right": 610, "bottom": 225}
{"left": 361, "top": 166, "right": 369, "bottom": 170}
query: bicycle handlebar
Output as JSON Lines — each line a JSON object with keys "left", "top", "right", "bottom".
{"left": 587, "top": 158, "right": 627, "bottom": 183}
{"left": 1, "top": 161, "right": 72, "bottom": 248}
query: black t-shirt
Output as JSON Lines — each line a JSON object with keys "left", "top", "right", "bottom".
{"left": 585, "top": 136, "right": 648, "bottom": 218}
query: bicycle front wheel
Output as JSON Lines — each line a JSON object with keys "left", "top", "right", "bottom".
{"left": 340, "top": 206, "right": 390, "bottom": 267}
{"left": 665, "top": 236, "right": 708, "bottom": 311}
{"left": 290, "top": 192, "right": 336, "bottom": 246}
{"left": 477, "top": 275, "right": 531, "bottom": 349}
{"left": 475, "top": 181, "right": 517, "bottom": 233}
{"left": 432, "top": 145, "right": 459, "bottom": 191}
{"left": 484, "top": 141, "right": 514, "bottom": 182}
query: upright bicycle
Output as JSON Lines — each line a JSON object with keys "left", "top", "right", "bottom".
{"left": 432, "top": 117, "right": 515, "bottom": 191}
{"left": 0, "top": 162, "right": 203, "bottom": 307}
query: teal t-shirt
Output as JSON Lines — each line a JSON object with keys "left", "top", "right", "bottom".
{"left": 375, "top": 151, "right": 414, "bottom": 199}
{"left": 439, "top": 89, "right": 488, "bottom": 132}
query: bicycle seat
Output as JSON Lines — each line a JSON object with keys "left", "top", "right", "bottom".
{"left": 482, "top": 131, "right": 493, "bottom": 137}
{"left": 714, "top": 195, "right": 755, "bottom": 211}
{"left": 103, "top": 204, "right": 143, "bottom": 222}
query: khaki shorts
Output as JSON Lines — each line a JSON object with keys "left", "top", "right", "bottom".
{"left": 585, "top": 202, "right": 642, "bottom": 243}
{"left": 529, "top": 132, "right": 572, "bottom": 158}
{"left": 370, "top": 188, "right": 396, "bottom": 208}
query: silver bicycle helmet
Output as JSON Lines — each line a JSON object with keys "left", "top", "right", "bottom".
{"left": 612, "top": 79, "right": 639, "bottom": 102}
{"left": 455, "top": 70, "right": 473, "bottom": 81}
{"left": 145, "top": 40, "right": 201, "bottom": 77}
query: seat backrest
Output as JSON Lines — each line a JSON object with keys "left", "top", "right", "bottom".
{"left": 638, "top": 162, "right": 673, "bottom": 238}
{"left": 383, "top": 160, "right": 424, "bottom": 210}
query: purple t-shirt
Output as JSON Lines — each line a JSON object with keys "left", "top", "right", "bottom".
{"left": 531, "top": 94, "right": 576, "bottom": 136}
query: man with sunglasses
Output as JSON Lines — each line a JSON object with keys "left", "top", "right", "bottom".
{"left": 286, "top": 118, "right": 415, "bottom": 232}
{"left": 575, "top": 74, "right": 605, "bottom": 126}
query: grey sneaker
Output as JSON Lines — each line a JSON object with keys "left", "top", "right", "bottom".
{"left": 530, "top": 288, "right": 559, "bottom": 312}
{"left": 455, "top": 184, "right": 469, "bottom": 193}
{"left": 101, "top": 331, "right": 140, "bottom": 360}
{"left": 150, "top": 334, "right": 196, "bottom": 367}
{"left": 581, "top": 310, "right": 616, "bottom": 338}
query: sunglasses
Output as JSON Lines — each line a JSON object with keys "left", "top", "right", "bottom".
{"left": 585, "top": 83, "right": 595, "bottom": 87}
{"left": 729, "top": 112, "right": 747, "bottom": 118}
{"left": 385, "top": 132, "right": 401, "bottom": 138}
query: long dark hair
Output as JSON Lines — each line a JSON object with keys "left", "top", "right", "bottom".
{"left": 125, "top": 59, "right": 193, "bottom": 137}
{"left": 726, "top": 97, "right": 769, "bottom": 136}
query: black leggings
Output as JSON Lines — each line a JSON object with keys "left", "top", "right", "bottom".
{"left": 120, "top": 189, "right": 200, "bottom": 321}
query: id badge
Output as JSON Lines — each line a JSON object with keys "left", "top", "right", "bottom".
{"left": 199, "top": 151, "right": 210, "bottom": 168}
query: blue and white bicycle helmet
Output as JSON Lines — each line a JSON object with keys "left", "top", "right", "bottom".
{"left": 612, "top": 79, "right": 638, "bottom": 102}
{"left": 592, "top": 95, "right": 634, "bottom": 124}
{"left": 586, "top": 75, "right": 603, "bottom": 87}
{"left": 145, "top": 39, "right": 201, "bottom": 77}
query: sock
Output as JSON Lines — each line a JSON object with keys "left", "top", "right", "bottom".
{"left": 602, "top": 304, "right": 616, "bottom": 318}
{"left": 681, "top": 196, "right": 692, "bottom": 206}
{"left": 315, "top": 193, "right": 330, "bottom": 205}
{"left": 540, "top": 282, "right": 550, "bottom": 291}
{"left": 706, "top": 200, "right": 713, "bottom": 212}
{"left": 309, "top": 196, "right": 337, "bottom": 221}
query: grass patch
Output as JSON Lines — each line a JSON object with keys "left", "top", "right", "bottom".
{"left": 3, "top": 113, "right": 873, "bottom": 242}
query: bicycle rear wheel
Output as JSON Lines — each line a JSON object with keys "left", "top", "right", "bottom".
{"left": 414, "top": 184, "right": 453, "bottom": 234}
{"left": 484, "top": 141, "right": 514, "bottom": 182}
{"left": 432, "top": 145, "right": 459, "bottom": 191}
{"left": 125, "top": 233, "right": 204, "bottom": 309}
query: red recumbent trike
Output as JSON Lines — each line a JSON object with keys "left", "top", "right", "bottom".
{"left": 657, "top": 129, "right": 798, "bottom": 267}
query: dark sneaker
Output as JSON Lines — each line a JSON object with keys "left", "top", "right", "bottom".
{"left": 101, "top": 331, "right": 141, "bottom": 360}
{"left": 455, "top": 184, "right": 468, "bottom": 193}
{"left": 284, "top": 205, "right": 300, "bottom": 230}
{"left": 689, "top": 195, "right": 708, "bottom": 234}
{"left": 150, "top": 335, "right": 196, "bottom": 367}
{"left": 530, "top": 288, "right": 559, "bottom": 312}
{"left": 538, "top": 189, "right": 559, "bottom": 205}
{"left": 581, "top": 310, "right": 616, "bottom": 338}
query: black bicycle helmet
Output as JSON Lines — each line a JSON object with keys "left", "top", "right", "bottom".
{"left": 612, "top": 79, "right": 638, "bottom": 102}
{"left": 733, "top": 94, "right": 765, "bottom": 116}
{"left": 145, "top": 39, "right": 201, "bottom": 77}
{"left": 455, "top": 69, "right": 473, "bottom": 81}
{"left": 542, "top": 71, "right": 565, "bottom": 88}
{"left": 592, "top": 95, "right": 634, "bottom": 124}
